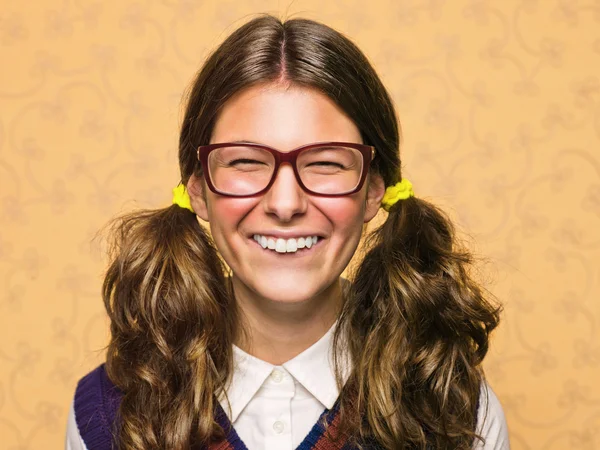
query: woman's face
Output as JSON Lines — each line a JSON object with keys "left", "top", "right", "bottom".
{"left": 188, "top": 83, "right": 384, "bottom": 304}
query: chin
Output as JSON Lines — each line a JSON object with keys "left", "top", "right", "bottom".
{"left": 252, "top": 281, "right": 319, "bottom": 304}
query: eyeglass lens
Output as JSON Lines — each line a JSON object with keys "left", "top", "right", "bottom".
{"left": 207, "top": 145, "right": 364, "bottom": 195}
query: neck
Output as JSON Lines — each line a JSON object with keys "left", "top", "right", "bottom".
{"left": 231, "top": 276, "right": 344, "bottom": 365}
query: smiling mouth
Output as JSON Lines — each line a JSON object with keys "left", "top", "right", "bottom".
{"left": 252, "top": 234, "right": 321, "bottom": 254}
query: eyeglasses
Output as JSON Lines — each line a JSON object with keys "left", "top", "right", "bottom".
{"left": 196, "top": 141, "right": 375, "bottom": 197}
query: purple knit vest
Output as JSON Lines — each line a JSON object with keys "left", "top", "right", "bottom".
{"left": 74, "top": 363, "right": 123, "bottom": 450}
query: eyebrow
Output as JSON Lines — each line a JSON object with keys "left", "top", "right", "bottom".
{"left": 230, "top": 139, "right": 263, "bottom": 145}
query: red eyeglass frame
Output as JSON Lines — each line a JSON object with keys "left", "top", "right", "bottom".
{"left": 196, "top": 141, "right": 376, "bottom": 198}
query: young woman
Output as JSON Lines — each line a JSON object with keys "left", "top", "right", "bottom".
{"left": 65, "top": 14, "right": 509, "bottom": 450}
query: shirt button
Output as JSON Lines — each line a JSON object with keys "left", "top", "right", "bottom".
{"left": 271, "top": 369, "right": 283, "bottom": 383}
{"left": 272, "top": 420, "right": 285, "bottom": 434}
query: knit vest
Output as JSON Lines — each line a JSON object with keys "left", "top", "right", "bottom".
{"left": 74, "top": 363, "right": 480, "bottom": 449}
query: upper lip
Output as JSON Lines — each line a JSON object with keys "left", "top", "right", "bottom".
{"left": 250, "top": 231, "right": 324, "bottom": 239}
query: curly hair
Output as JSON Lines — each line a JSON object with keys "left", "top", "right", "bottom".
{"left": 100, "top": 13, "right": 502, "bottom": 449}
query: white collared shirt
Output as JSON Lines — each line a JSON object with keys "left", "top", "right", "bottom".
{"left": 215, "top": 318, "right": 353, "bottom": 449}
{"left": 65, "top": 319, "right": 510, "bottom": 449}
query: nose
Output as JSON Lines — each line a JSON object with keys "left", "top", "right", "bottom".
{"left": 262, "top": 162, "right": 307, "bottom": 222}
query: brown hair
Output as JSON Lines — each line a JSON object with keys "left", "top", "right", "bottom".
{"left": 101, "top": 13, "right": 502, "bottom": 449}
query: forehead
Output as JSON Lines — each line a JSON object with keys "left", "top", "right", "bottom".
{"left": 210, "top": 83, "right": 362, "bottom": 149}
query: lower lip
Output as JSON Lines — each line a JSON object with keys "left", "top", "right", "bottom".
{"left": 250, "top": 238, "right": 323, "bottom": 256}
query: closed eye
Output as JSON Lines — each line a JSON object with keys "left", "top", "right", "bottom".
{"left": 228, "top": 159, "right": 269, "bottom": 166}
{"left": 307, "top": 161, "right": 345, "bottom": 168}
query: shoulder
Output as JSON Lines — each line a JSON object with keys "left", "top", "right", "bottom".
{"left": 71, "top": 363, "right": 124, "bottom": 450}
{"left": 474, "top": 380, "right": 511, "bottom": 450}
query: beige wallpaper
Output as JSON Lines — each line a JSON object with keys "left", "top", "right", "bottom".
{"left": 1, "top": 1, "right": 599, "bottom": 448}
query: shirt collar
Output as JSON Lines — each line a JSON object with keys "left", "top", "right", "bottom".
{"left": 283, "top": 318, "right": 351, "bottom": 409}
{"left": 217, "top": 318, "right": 352, "bottom": 422}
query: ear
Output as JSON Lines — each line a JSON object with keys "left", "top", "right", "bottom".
{"left": 364, "top": 172, "right": 385, "bottom": 223}
{"left": 186, "top": 174, "right": 209, "bottom": 221}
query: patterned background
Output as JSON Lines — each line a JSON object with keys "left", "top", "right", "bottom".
{"left": 1, "top": 0, "right": 599, "bottom": 448}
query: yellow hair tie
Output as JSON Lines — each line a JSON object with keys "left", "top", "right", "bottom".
{"left": 172, "top": 183, "right": 194, "bottom": 212}
{"left": 381, "top": 178, "right": 414, "bottom": 212}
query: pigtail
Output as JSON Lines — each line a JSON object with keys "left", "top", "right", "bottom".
{"left": 100, "top": 204, "right": 236, "bottom": 449}
{"left": 335, "top": 196, "right": 502, "bottom": 449}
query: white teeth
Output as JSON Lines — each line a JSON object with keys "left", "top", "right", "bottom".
{"left": 253, "top": 234, "right": 320, "bottom": 253}
{"left": 286, "top": 239, "right": 297, "bottom": 252}
{"left": 276, "top": 238, "right": 287, "bottom": 253}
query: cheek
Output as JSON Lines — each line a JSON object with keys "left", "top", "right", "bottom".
{"left": 207, "top": 197, "right": 259, "bottom": 229}
{"left": 206, "top": 197, "right": 261, "bottom": 257}
{"left": 317, "top": 197, "right": 366, "bottom": 236}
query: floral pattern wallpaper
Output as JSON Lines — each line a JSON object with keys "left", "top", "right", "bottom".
{"left": 1, "top": 1, "right": 599, "bottom": 448}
